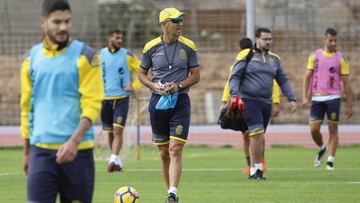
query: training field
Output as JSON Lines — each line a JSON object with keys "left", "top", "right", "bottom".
{"left": 1, "top": 146, "right": 359, "bottom": 203}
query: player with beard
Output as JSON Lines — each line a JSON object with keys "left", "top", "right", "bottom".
{"left": 303, "top": 28, "right": 352, "bottom": 170}
{"left": 20, "top": 0, "right": 103, "bottom": 202}
{"left": 100, "top": 29, "right": 142, "bottom": 172}
{"left": 221, "top": 37, "right": 281, "bottom": 174}
{"left": 229, "top": 27, "right": 297, "bottom": 180}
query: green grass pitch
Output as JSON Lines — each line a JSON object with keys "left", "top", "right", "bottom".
{"left": 1, "top": 145, "right": 360, "bottom": 202}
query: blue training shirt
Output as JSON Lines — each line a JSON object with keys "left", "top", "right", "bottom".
{"left": 28, "top": 40, "right": 96, "bottom": 144}
{"left": 101, "top": 47, "right": 133, "bottom": 97}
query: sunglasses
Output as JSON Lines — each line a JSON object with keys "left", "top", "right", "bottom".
{"left": 169, "top": 18, "right": 183, "bottom": 24}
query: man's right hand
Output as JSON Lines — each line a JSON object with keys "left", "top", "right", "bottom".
{"left": 123, "top": 85, "right": 133, "bottom": 92}
{"left": 272, "top": 103, "right": 280, "bottom": 117}
{"left": 289, "top": 101, "right": 297, "bottom": 113}
{"left": 23, "top": 139, "right": 30, "bottom": 175}
{"left": 23, "top": 154, "right": 29, "bottom": 175}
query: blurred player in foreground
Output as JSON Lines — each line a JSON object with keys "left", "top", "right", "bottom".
{"left": 20, "top": 0, "right": 103, "bottom": 202}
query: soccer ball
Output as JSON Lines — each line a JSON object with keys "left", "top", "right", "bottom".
{"left": 114, "top": 186, "right": 140, "bottom": 203}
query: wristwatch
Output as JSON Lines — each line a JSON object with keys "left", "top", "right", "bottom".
{"left": 178, "top": 82, "right": 184, "bottom": 89}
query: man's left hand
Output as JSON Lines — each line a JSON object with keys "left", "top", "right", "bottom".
{"left": 346, "top": 104, "right": 353, "bottom": 119}
{"left": 164, "top": 82, "right": 180, "bottom": 94}
{"left": 56, "top": 139, "right": 79, "bottom": 164}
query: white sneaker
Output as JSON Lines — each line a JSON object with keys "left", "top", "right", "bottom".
{"left": 326, "top": 161, "right": 335, "bottom": 171}
{"left": 314, "top": 146, "right": 327, "bottom": 167}
{"left": 115, "top": 157, "right": 123, "bottom": 168}
{"left": 314, "top": 160, "right": 322, "bottom": 167}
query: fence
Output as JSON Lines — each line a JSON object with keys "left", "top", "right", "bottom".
{"left": 0, "top": 0, "right": 359, "bottom": 126}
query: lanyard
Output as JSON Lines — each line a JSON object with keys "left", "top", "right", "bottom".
{"left": 162, "top": 37, "right": 178, "bottom": 70}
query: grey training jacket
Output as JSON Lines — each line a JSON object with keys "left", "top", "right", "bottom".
{"left": 229, "top": 48, "right": 296, "bottom": 104}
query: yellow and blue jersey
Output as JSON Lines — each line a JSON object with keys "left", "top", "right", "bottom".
{"left": 140, "top": 36, "right": 199, "bottom": 94}
{"left": 221, "top": 48, "right": 280, "bottom": 104}
{"left": 20, "top": 39, "right": 104, "bottom": 149}
{"left": 100, "top": 47, "right": 142, "bottom": 100}
{"left": 229, "top": 47, "right": 295, "bottom": 103}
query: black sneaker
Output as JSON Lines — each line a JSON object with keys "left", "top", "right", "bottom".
{"left": 248, "top": 169, "right": 266, "bottom": 181}
{"left": 326, "top": 161, "right": 335, "bottom": 171}
{"left": 165, "top": 193, "right": 179, "bottom": 203}
{"left": 314, "top": 146, "right": 327, "bottom": 167}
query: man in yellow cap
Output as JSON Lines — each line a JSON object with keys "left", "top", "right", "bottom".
{"left": 139, "top": 7, "right": 200, "bottom": 203}
{"left": 158, "top": 7, "right": 184, "bottom": 23}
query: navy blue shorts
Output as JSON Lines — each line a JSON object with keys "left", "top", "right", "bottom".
{"left": 149, "top": 94, "right": 191, "bottom": 144}
{"left": 243, "top": 98, "right": 272, "bottom": 136}
{"left": 27, "top": 146, "right": 95, "bottom": 203}
{"left": 310, "top": 98, "right": 340, "bottom": 123}
{"left": 101, "top": 97, "right": 129, "bottom": 130}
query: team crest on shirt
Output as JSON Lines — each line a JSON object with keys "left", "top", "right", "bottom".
{"left": 176, "top": 125, "right": 183, "bottom": 135}
{"left": 179, "top": 49, "right": 187, "bottom": 59}
{"left": 117, "top": 116, "right": 123, "bottom": 124}
{"left": 269, "top": 58, "right": 275, "bottom": 65}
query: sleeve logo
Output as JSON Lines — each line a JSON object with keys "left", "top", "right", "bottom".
{"left": 90, "top": 52, "right": 101, "bottom": 67}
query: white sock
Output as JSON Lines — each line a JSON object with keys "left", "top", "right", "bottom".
{"left": 168, "top": 186, "right": 177, "bottom": 195}
{"left": 328, "top": 156, "right": 335, "bottom": 163}
{"left": 250, "top": 167, "right": 256, "bottom": 176}
{"left": 320, "top": 144, "right": 326, "bottom": 150}
{"left": 255, "top": 163, "right": 262, "bottom": 171}
{"left": 110, "top": 154, "right": 118, "bottom": 163}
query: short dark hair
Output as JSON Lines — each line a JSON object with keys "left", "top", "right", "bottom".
{"left": 42, "top": 0, "right": 71, "bottom": 17}
{"left": 108, "top": 29, "right": 124, "bottom": 36}
{"left": 255, "top": 27, "right": 271, "bottom": 38}
{"left": 325, "top": 27, "right": 337, "bottom": 36}
{"left": 239, "top": 37, "right": 253, "bottom": 50}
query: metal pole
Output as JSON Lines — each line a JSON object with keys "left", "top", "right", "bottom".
{"left": 246, "top": 0, "right": 255, "bottom": 41}
{"left": 135, "top": 98, "right": 141, "bottom": 160}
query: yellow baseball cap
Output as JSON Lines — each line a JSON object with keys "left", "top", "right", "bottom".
{"left": 159, "top": 7, "right": 184, "bottom": 23}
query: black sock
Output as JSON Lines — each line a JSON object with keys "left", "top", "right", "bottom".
{"left": 246, "top": 156, "right": 250, "bottom": 166}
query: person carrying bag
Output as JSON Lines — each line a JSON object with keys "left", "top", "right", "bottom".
{"left": 218, "top": 48, "right": 254, "bottom": 131}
